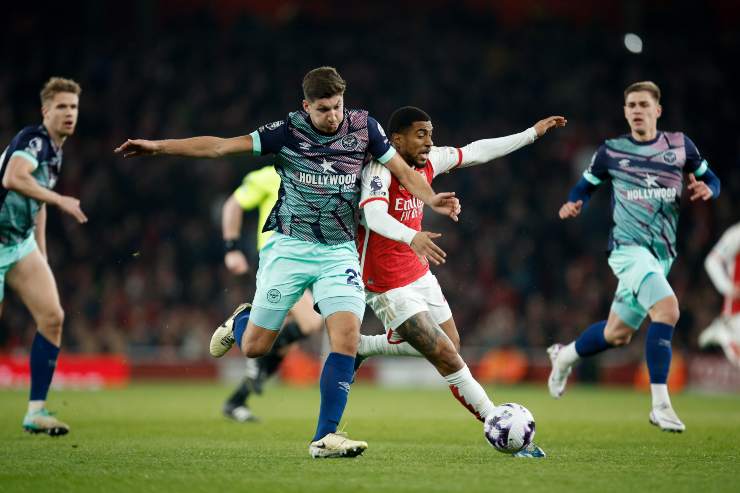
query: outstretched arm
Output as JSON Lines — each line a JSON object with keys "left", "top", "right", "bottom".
{"left": 457, "top": 116, "right": 567, "bottom": 169}
{"left": 115, "top": 135, "right": 253, "bottom": 159}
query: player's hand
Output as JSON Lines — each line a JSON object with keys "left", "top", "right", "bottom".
{"left": 224, "top": 251, "right": 249, "bottom": 274}
{"left": 687, "top": 174, "right": 713, "bottom": 201}
{"left": 429, "top": 192, "right": 461, "bottom": 222}
{"left": 533, "top": 116, "right": 567, "bottom": 137}
{"left": 410, "top": 231, "right": 446, "bottom": 266}
{"left": 56, "top": 195, "right": 88, "bottom": 223}
{"left": 114, "top": 139, "right": 162, "bottom": 158}
{"left": 558, "top": 200, "right": 582, "bottom": 219}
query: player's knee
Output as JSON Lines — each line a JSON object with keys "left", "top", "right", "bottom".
{"left": 650, "top": 297, "right": 681, "bottom": 327}
{"left": 45, "top": 307, "right": 64, "bottom": 329}
{"left": 39, "top": 307, "right": 64, "bottom": 339}
{"left": 604, "top": 325, "right": 632, "bottom": 346}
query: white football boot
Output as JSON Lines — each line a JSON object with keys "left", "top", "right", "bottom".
{"left": 23, "top": 409, "right": 69, "bottom": 436}
{"left": 649, "top": 403, "right": 686, "bottom": 433}
{"left": 547, "top": 344, "right": 572, "bottom": 399}
{"left": 209, "top": 303, "right": 251, "bottom": 357}
{"left": 309, "top": 432, "right": 368, "bottom": 458}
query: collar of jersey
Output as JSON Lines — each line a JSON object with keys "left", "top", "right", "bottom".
{"left": 627, "top": 131, "right": 663, "bottom": 146}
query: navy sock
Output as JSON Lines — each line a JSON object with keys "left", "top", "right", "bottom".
{"left": 574, "top": 320, "right": 610, "bottom": 357}
{"left": 29, "top": 332, "right": 60, "bottom": 402}
{"left": 312, "top": 352, "right": 355, "bottom": 442}
{"left": 232, "top": 309, "right": 251, "bottom": 350}
{"left": 645, "top": 322, "right": 674, "bottom": 384}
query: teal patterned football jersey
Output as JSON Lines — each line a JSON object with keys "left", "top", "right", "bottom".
{"left": 583, "top": 132, "right": 710, "bottom": 259}
{"left": 250, "top": 109, "right": 395, "bottom": 245}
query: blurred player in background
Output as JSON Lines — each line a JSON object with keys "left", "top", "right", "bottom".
{"left": 0, "top": 77, "right": 87, "bottom": 436}
{"left": 116, "top": 66, "right": 460, "bottom": 458}
{"left": 549, "top": 81, "right": 721, "bottom": 432}
{"left": 220, "top": 165, "right": 323, "bottom": 422}
{"left": 355, "top": 106, "right": 565, "bottom": 457}
{"left": 699, "top": 222, "right": 740, "bottom": 367}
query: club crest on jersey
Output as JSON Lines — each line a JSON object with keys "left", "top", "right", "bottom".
{"left": 340, "top": 134, "right": 358, "bottom": 151}
{"left": 662, "top": 150, "right": 677, "bottom": 164}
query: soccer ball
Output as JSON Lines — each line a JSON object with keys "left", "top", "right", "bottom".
{"left": 483, "top": 403, "right": 535, "bottom": 453}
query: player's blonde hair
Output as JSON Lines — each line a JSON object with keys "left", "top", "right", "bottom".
{"left": 624, "top": 81, "right": 661, "bottom": 103}
{"left": 302, "top": 67, "right": 346, "bottom": 101}
{"left": 40, "top": 77, "right": 82, "bottom": 106}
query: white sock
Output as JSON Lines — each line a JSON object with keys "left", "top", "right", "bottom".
{"left": 444, "top": 365, "right": 496, "bottom": 421}
{"left": 358, "top": 334, "right": 422, "bottom": 357}
{"left": 650, "top": 384, "right": 672, "bottom": 409}
{"left": 557, "top": 342, "right": 580, "bottom": 371}
{"left": 28, "top": 400, "right": 45, "bottom": 413}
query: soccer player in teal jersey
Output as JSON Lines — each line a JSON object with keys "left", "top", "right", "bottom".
{"left": 115, "top": 67, "right": 460, "bottom": 458}
{"left": 0, "top": 77, "right": 88, "bottom": 436}
{"left": 548, "top": 81, "right": 721, "bottom": 432}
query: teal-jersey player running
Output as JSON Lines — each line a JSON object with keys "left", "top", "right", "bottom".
{"left": 548, "top": 81, "right": 721, "bottom": 433}
{"left": 115, "top": 67, "right": 460, "bottom": 457}
{"left": 1, "top": 77, "right": 88, "bottom": 435}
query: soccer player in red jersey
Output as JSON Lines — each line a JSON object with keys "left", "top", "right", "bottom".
{"left": 700, "top": 222, "right": 740, "bottom": 367}
{"left": 355, "top": 106, "right": 565, "bottom": 456}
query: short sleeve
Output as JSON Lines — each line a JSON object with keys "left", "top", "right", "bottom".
{"left": 233, "top": 172, "right": 267, "bottom": 211}
{"left": 359, "top": 161, "right": 392, "bottom": 207}
{"left": 366, "top": 116, "right": 396, "bottom": 164}
{"left": 582, "top": 145, "right": 610, "bottom": 185}
{"left": 428, "top": 146, "right": 462, "bottom": 177}
{"left": 683, "top": 135, "right": 707, "bottom": 176}
{"left": 249, "top": 120, "right": 288, "bottom": 156}
{"left": 10, "top": 129, "right": 45, "bottom": 170}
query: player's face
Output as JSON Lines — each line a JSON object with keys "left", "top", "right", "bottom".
{"left": 303, "top": 94, "right": 344, "bottom": 133}
{"left": 394, "top": 121, "right": 433, "bottom": 167}
{"left": 42, "top": 92, "right": 79, "bottom": 138}
{"left": 624, "top": 91, "right": 661, "bottom": 138}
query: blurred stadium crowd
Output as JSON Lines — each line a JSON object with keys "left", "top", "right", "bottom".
{"left": 0, "top": 1, "right": 737, "bottom": 363}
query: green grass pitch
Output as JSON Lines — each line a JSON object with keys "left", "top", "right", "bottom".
{"left": 1, "top": 383, "right": 738, "bottom": 492}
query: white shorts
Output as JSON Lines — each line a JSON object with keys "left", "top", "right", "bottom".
{"left": 365, "top": 271, "right": 452, "bottom": 341}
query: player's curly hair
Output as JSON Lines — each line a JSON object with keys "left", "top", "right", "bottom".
{"left": 302, "top": 67, "right": 346, "bottom": 101}
{"left": 387, "top": 106, "right": 431, "bottom": 136}
{"left": 40, "top": 77, "right": 81, "bottom": 105}
{"left": 624, "top": 81, "right": 660, "bottom": 103}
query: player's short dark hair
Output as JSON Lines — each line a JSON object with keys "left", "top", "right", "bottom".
{"left": 624, "top": 81, "right": 661, "bottom": 103}
{"left": 302, "top": 66, "right": 346, "bottom": 101}
{"left": 387, "top": 106, "right": 431, "bottom": 135}
{"left": 40, "top": 77, "right": 81, "bottom": 105}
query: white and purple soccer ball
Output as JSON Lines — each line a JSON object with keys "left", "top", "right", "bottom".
{"left": 483, "top": 403, "right": 536, "bottom": 453}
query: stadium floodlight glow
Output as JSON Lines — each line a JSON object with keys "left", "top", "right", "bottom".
{"left": 624, "top": 33, "right": 643, "bottom": 54}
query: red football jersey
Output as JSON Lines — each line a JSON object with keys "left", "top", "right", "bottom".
{"left": 357, "top": 146, "right": 462, "bottom": 293}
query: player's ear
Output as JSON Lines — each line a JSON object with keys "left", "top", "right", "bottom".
{"left": 655, "top": 104, "right": 662, "bottom": 119}
{"left": 302, "top": 99, "right": 310, "bottom": 112}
